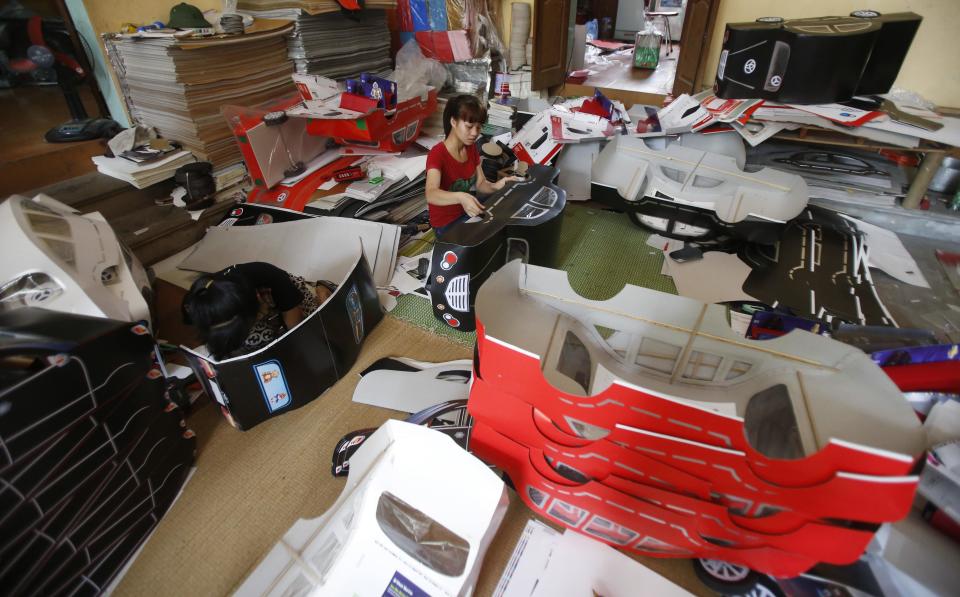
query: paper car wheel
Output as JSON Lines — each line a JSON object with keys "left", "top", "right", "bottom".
{"left": 693, "top": 559, "right": 761, "bottom": 594}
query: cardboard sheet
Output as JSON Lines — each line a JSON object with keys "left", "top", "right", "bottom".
{"left": 493, "top": 520, "right": 560, "bottom": 597}
{"left": 529, "top": 531, "right": 693, "bottom": 597}
{"left": 664, "top": 251, "right": 757, "bottom": 304}
{"left": 741, "top": 207, "right": 897, "bottom": 326}
{"left": 352, "top": 357, "right": 472, "bottom": 413}
{"left": 840, "top": 215, "right": 930, "bottom": 288}
{"left": 178, "top": 216, "right": 400, "bottom": 287}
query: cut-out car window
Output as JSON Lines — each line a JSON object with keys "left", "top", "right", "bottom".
{"left": 692, "top": 175, "right": 723, "bottom": 188}
{"left": 743, "top": 384, "right": 804, "bottom": 460}
{"left": 635, "top": 337, "right": 681, "bottom": 374}
{"left": 563, "top": 416, "right": 610, "bottom": 440}
{"left": 375, "top": 491, "right": 470, "bottom": 577}
{"left": 660, "top": 166, "right": 687, "bottom": 183}
{"left": 725, "top": 360, "right": 752, "bottom": 381}
{"left": 39, "top": 237, "right": 76, "bottom": 266}
{"left": 557, "top": 330, "right": 592, "bottom": 393}
{"left": 25, "top": 211, "right": 70, "bottom": 238}
{"left": 683, "top": 350, "right": 722, "bottom": 381}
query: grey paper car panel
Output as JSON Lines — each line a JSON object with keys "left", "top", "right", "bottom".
{"left": 592, "top": 135, "right": 808, "bottom": 224}
{"left": 353, "top": 357, "right": 473, "bottom": 414}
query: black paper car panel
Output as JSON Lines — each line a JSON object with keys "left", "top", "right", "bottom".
{"left": 181, "top": 249, "right": 383, "bottom": 430}
{"left": 715, "top": 12, "right": 921, "bottom": 103}
{"left": 426, "top": 164, "right": 567, "bottom": 331}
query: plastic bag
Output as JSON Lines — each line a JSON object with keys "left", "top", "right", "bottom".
{"left": 393, "top": 39, "right": 449, "bottom": 101}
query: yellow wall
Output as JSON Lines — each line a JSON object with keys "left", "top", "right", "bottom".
{"left": 703, "top": 1, "right": 960, "bottom": 107}
{"left": 84, "top": 0, "right": 222, "bottom": 38}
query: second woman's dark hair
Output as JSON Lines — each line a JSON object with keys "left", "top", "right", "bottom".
{"left": 182, "top": 273, "right": 259, "bottom": 359}
{"left": 443, "top": 94, "right": 486, "bottom": 137}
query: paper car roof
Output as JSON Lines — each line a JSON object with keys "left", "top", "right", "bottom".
{"left": 476, "top": 260, "right": 925, "bottom": 461}
{"left": 234, "top": 420, "right": 507, "bottom": 597}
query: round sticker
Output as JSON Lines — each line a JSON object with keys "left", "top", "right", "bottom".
{"left": 440, "top": 251, "right": 457, "bottom": 271}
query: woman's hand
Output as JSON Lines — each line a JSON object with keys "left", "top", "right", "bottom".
{"left": 458, "top": 193, "right": 486, "bottom": 217}
{"left": 494, "top": 176, "right": 524, "bottom": 190}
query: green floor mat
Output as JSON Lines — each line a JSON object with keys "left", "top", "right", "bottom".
{"left": 386, "top": 204, "right": 678, "bottom": 344}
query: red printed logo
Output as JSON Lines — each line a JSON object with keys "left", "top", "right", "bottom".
{"left": 443, "top": 313, "right": 460, "bottom": 328}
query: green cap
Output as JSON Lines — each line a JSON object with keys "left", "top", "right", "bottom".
{"left": 168, "top": 3, "right": 212, "bottom": 29}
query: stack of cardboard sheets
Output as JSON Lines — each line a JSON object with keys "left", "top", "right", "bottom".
{"left": 238, "top": 8, "right": 393, "bottom": 77}
{"left": 238, "top": 0, "right": 395, "bottom": 15}
{"left": 106, "top": 21, "right": 296, "bottom": 166}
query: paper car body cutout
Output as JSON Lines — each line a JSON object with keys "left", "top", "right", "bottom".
{"left": 425, "top": 164, "right": 566, "bottom": 331}
{"left": 466, "top": 261, "right": 924, "bottom": 577}
{"left": 0, "top": 194, "right": 152, "bottom": 327}
{"left": 0, "top": 308, "right": 194, "bottom": 594}
{"left": 180, "top": 249, "right": 383, "bottom": 430}
{"left": 591, "top": 135, "right": 808, "bottom": 242}
{"left": 715, "top": 12, "right": 921, "bottom": 104}
{"left": 236, "top": 420, "right": 508, "bottom": 597}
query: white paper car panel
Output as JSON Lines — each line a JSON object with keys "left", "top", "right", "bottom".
{"left": 592, "top": 135, "right": 808, "bottom": 225}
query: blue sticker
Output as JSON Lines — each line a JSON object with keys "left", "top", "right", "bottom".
{"left": 382, "top": 571, "right": 430, "bottom": 597}
{"left": 346, "top": 284, "right": 364, "bottom": 344}
{"left": 254, "top": 359, "right": 292, "bottom": 413}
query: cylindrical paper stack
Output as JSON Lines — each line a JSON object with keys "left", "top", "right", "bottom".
{"left": 510, "top": 2, "right": 531, "bottom": 69}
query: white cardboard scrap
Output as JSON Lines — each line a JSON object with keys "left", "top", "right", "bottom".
{"left": 493, "top": 520, "right": 560, "bottom": 597}
{"left": 840, "top": 215, "right": 930, "bottom": 289}
{"left": 352, "top": 358, "right": 473, "bottom": 413}
{"left": 664, "top": 251, "right": 758, "bottom": 304}
{"left": 178, "top": 216, "right": 400, "bottom": 287}
{"left": 530, "top": 530, "right": 693, "bottom": 597}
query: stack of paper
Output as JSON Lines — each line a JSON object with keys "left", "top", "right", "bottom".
{"left": 105, "top": 21, "right": 296, "bottom": 166}
{"left": 487, "top": 100, "right": 516, "bottom": 131}
{"left": 92, "top": 150, "right": 196, "bottom": 188}
{"left": 241, "top": 8, "right": 392, "bottom": 78}
{"left": 237, "top": 0, "right": 395, "bottom": 16}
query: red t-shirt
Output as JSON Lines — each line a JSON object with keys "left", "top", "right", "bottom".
{"left": 426, "top": 142, "right": 480, "bottom": 228}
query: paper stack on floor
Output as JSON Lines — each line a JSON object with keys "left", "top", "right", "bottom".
{"left": 105, "top": 21, "right": 295, "bottom": 167}
{"left": 92, "top": 150, "right": 196, "bottom": 188}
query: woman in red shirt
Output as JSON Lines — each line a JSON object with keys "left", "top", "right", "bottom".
{"left": 425, "top": 95, "right": 520, "bottom": 235}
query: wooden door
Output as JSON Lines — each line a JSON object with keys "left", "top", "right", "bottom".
{"left": 532, "top": 0, "right": 571, "bottom": 90}
{"left": 671, "top": 0, "right": 721, "bottom": 96}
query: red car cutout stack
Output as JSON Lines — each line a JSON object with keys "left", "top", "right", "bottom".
{"left": 467, "top": 260, "right": 926, "bottom": 578}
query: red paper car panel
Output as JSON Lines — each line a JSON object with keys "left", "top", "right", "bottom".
{"left": 475, "top": 329, "right": 916, "bottom": 486}
{"left": 468, "top": 376, "right": 918, "bottom": 524}
{"left": 471, "top": 422, "right": 824, "bottom": 578}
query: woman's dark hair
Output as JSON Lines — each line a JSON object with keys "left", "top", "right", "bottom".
{"left": 182, "top": 273, "right": 259, "bottom": 359}
{"left": 443, "top": 94, "right": 486, "bottom": 137}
